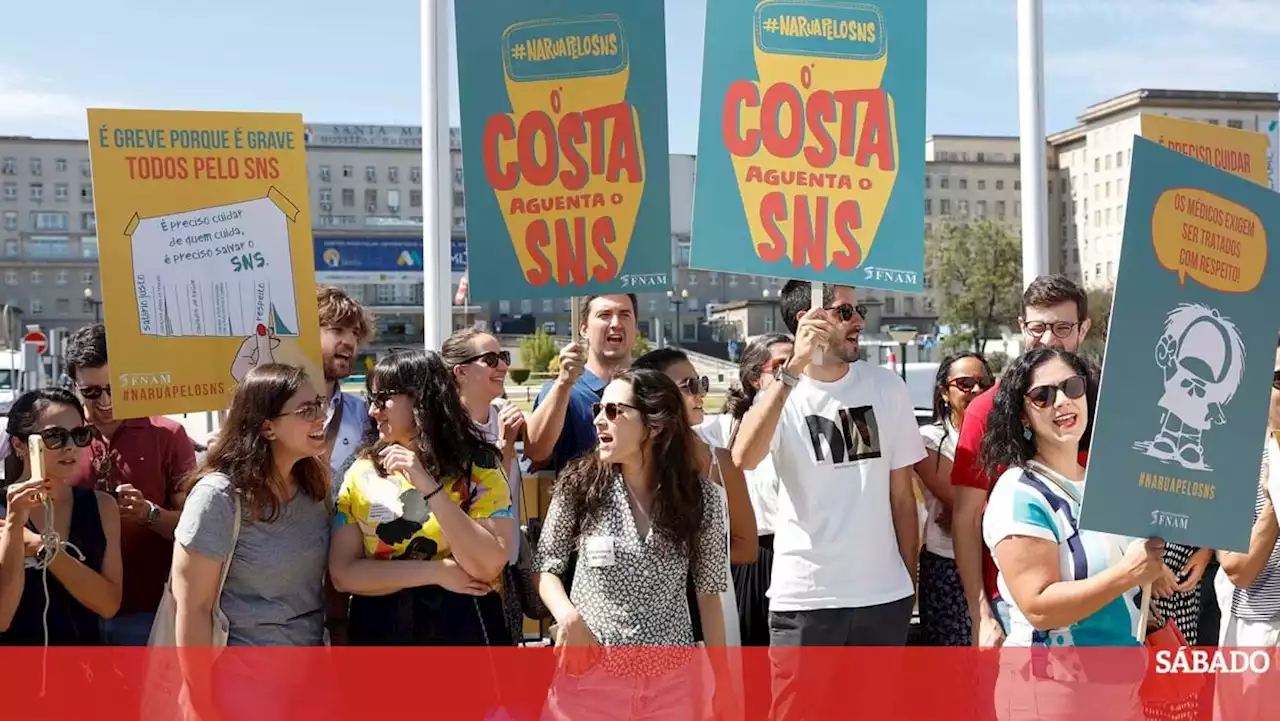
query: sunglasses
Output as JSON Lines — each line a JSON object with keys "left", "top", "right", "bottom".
{"left": 1026, "top": 375, "right": 1087, "bottom": 409}
{"left": 462, "top": 350, "right": 511, "bottom": 368}
{"left": 947, "top": 376, "right": 993, "bottom": 393}
{"left": 1273, "top": 370, "right": 1280, "bottom": 391}
{"left": 678, "top": 376, "right": 710, "bottom": 396}
{"left": 592, "top": 401, "right": 638, "bottom": 421}
{"left": 826, "top": 303, "right": 868, "bottom": 322}
{"left": 77, "top": 384, "right": 111, "bottom": 401}
{"left": 36, "top": 425, "right": 96, "bottom": 450}
{"left": 368, "top": 390, "right": 401, "bottom": 410}
{"left": 277, "top": 397, "right": 327, "bottom": 422}
{"left": 1022, "top": 321, "right": 1080, "bottom": 339}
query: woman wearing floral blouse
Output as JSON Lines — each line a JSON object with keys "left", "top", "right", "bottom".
{"left": 533, "top": 367, "right": 733, "bottom": 721}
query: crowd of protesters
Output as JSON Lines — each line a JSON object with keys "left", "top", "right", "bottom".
{"left": 1, "top": 278, "right": 1278, "bottom": 721}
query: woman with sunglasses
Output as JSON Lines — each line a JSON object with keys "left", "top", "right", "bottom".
{"left": 171, "top": 364, "right": 332, "bottom": 721}
{"left": 534, "top": 367, "right": 732, "bottom": 720}
{"left": 0, "top": 388, "right": 121, "bottom": 645}
{"left": 329, "top": 349, "right": 513, "bottom": 646}
{"left": 915, "top": 352, "right": 993, "bottom": 646}
{"left": 980, "top": 349, "right": 1171, "bottom": 721}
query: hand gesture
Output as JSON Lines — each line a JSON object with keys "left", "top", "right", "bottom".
{"left": 435, "top": 559, "right": 492, "bottom": 596}
{"left": 974, "top": 614, "right": 1005, "bottom": 648}
{"left": 379, "top": 444, "right": 436, "bottom": 494}
{"left": 1150, "top": 563, "right": 1179, "bottom": 599}
{"left": 1173, "top": 547, "right": 1213, "bottom": 593}
{"left": 4, "top": 479, "right": 47, "bottom": 523}
{"left": 787, "top": 307, "right": 830, "bottom": 376}
{"left": 556, "top": 343, "right": 586, "bottom": 386}
{"left": 230, "top": 324, "right": 281, "bottom": 384}
{"left": 496, "top": 400, "right": 526, "bottom": 444}
{"left": 553, "top": 609, "right": 600, "bottom": 675}
{"left": 1122, "top": 538, "right": 1167, "bottom": 586}
{"left": 115, "top": 483, "right": 151, "bottom": 526}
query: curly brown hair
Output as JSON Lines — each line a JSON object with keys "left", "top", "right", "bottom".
{"left": 317, "top": 285, "right": 375, "bottom": 343}
{"left": 553, "top": 367, "right": 705, "bottom": 553}
{"left": 184, "top": 364, "right": 329, "bottom": 522}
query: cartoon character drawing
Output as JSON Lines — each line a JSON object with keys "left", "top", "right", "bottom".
{"left": 1133, "top": 303, "right": 1246, "bottom": 471}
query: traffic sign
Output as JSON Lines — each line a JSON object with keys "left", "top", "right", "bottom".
{"left": 23, "top": 330, "right": 47, "bottom": 355}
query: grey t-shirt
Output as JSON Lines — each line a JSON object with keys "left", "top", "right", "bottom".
{"left": 175, "top": 473, "right": 329, "bottom": 646}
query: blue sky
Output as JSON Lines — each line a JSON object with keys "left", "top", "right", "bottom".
{"left": 2, "top": 0, "right": 1276, "bottom": 153}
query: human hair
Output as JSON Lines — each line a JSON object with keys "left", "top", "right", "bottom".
{"left": 1022, "top": 274, "right": 1088, "bottom": 322}
{"left": 358, "top": 349, "right": 498, "bottom": 481}
{"left": 930, "top": 352, "right": 993, "bottom": 464}
{"left": 780, "top": 280, "right": 846, "bottom": 334}
{"left": 632, "top": 347, "right": 688, "bottom": 373}
{"left": 980, "top": 348, "right": 1099, "bottom": 480}
{"left": 4, "top": 387, "right": 85, "bottom": 483}
{"left": 184, "top": 364, "right": 328, "bottom": 522}
{"left": 579, "top": 293, "right": 638, "bottom": 320}
{"left": 63, "top": 323, "right": 108, "bottom": 381}
{"left": 723, "top": 333, "right": 792, "bottom": 420}
{"left": 317, "top": 285, "right": 375, "bottom": 343}
{"left": 441, "top": 327, "right": 492, "bottom": 372}
{"left": 1159, "top": 303, "right": 1247, "bottom": 407}
{"left": 555, "top": 368, "right": 705, "bottom": 554}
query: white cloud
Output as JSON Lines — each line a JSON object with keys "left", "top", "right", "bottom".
{"left": 0, "top": 67, "right": 125, "bottom": 139}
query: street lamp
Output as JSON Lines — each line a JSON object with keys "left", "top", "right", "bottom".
{"left": 667, "top": 288, "right": 688, "bottom": 347}
{"left": 83, "top": 287, "right": 102, "bottom": 323}
{"left": 887, "top": 326, "right": 918, "bottom": 382}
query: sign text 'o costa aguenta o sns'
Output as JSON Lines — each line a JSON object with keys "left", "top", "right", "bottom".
{"left": 455, "top": 1, "right": 673, "bottom": 302}
{"left": 86, "top": 109, "right": 325, "bottom": 419}
{"left": 690, "top": 0, "right": 927, "bottom": 292}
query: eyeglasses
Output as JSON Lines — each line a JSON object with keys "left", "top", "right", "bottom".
{"left": 947, "top": 376, "right": 993, "bottom": 393}
{"left": 36, "top": 425, "right": 96, "bottom": 450}
{"left": 1026, "top": 375, "right": 1087, "bottom": 409}
{"left": 592, "top": 401, "right": 639, "bottom": 421}
{"left": 1273, "top": 370, "right": 1280, "bottom": 391}
{"left": 1022, "top": 321, "right": 1081, "bottom": 339}
{"left": 462, "top": 350, "right": 511, "bottom": 368}
{"left": 826, "top": 303, "right": 868, "bottom": 322}
{"left": 368, "top": 390, "right": 403, "bottom": 410}
{"left": 276, "top": 397, "right": 326, "bottom": 421}
{"left": 77, "top": 384, "right": 112, "bottom": 400}
{"left": 677, "top": 376, "right": 710, "bottom": 397}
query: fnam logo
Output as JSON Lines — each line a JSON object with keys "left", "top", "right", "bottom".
{"left": 1151, "top": 510, "right": 1190, "bottom": 530}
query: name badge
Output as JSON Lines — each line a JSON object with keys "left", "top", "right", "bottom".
{"left": 584, "top": 536, "right": 616, "bottom": 568}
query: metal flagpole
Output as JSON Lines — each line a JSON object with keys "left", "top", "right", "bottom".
{"left": 421, "top": 0, "right": 454, "bottom": 349}
{"left": 1017, "top": 0, "right": 1049, "bottom": 289}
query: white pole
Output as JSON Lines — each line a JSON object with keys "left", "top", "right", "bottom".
{"left": 811, "top": 283, "right": 823, "bottom": 366}
{"left": 421, "top": 0, "right": 454, "bottom": 350}
{"left": 1016, "top": 0, "right": 1048, "bottom": 289}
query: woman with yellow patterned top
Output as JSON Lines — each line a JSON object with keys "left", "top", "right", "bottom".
{"left": 328, "top": 349, "right": 515, "bottom": 645}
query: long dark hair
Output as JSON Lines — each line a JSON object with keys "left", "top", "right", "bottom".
{"left": 4, "top": 387, "right": 85, "bottom": 483}
{"left": 359, "top": 349, "right": 498, "bottom": 481}
{"left": 184, "top": 364, "right": 329, "bottom": 523}
{"left": 930, "top": 352, "right": 994, "bottom": 457}
{"left": 722, "top": 333, "right": 792, "bottom": 420}
{"left": 980, "top": 348, "right": 1099, "bottom": 480}
{"left": 555, "top": 368, "right": 705, "bottom": 553}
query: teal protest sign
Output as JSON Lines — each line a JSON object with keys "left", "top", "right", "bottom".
{"left": 455, "top": 1, "right": 672, "bottom": 301}
{"left": 688, "top": 0, "right": 926, "bottom": 291}
{"left": 1080, "top": 137, "right": 1280, "bottom": 552}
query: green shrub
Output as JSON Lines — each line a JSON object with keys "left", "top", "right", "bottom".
{"left": 509, "top": 368, "right": 530, "bottom": 385}
{"left": 518, "top": 329, "right": 557, "bottom": 373}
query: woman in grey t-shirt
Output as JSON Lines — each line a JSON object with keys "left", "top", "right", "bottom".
{"left": 171, "top": 364, "right": 332, "bottom": 721}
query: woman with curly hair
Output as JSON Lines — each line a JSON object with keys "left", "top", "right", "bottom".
{"left": 533, "top": 368, "right": 733, "bottom": 720}
{"left": 980, "top": 348, "right": 1171, "bottom": 721}
{"left": 328, "top": 349, "right": 514, "bottom": 646}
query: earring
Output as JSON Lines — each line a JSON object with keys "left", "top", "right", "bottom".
{"left": 1023, "top": 427, "right": 1033, "bottom": 441}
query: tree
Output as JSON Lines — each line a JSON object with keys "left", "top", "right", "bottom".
{"left": 1080, "top": 285, "right": 1114, "bottom": 364}
{"left": 519, "top": 328, "right": 558, "bottom": 373}
{"left": 926, "top": 220, "right": 1023, "bottom": 355}
{"left": 631, "top": 335, "right": 651, "bottom": 359}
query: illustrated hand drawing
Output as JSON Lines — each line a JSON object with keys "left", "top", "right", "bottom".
{"left": 229, "top": 322, "right": 281, "bottom": 383}
{"left": 1133, "top": 303, "right": 1246, "bottom": 471}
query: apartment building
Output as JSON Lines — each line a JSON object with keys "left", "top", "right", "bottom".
{"left": 1048, "top": 89, "right": 1280, "bottom": 288}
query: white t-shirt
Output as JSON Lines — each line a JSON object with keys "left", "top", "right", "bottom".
{"left": 918, "top": 420, "right": 959, "bottom": 559}
{"left": 479, "top": 402, "right": 523, "bottom": 565}
{"left": 767, "top": 361, "right": 927, "bottom": 612}
{"left": 697, "top": 414, "right": 781, "bottom": 536}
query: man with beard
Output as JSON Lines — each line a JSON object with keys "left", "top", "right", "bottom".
{"left": 63, "top": 323, "right": 197, "bottom": 645}
{"left": 524, "top": 293, "right": 637, "bottom": 472}
{"left": 314, "top": 286, "right": 376, "bottom": 497}
{"left": 731, "top": 281, "right": 923, "bottom": 718}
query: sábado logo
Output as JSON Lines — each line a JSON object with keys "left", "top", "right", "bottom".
{"left": 1155, "top": 648, "right": 1271, "bottom": 674}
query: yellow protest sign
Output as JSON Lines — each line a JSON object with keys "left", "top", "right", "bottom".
{"left": 1140, "top": 114, "right": 1270, "bottom": 187}
{"left": 1151, "top": 187, "right": 1266, "bottom": 293}
{"left": 86, "top": 109, "right": 324, "bottom": 419}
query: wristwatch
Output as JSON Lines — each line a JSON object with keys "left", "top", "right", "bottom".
{"left": 145, "top": 501, "right": 160, "bottom": 526}
{"left": 773, "top": 363, "right": 800, "bottom": 388}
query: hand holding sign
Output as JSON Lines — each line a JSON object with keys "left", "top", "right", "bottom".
{"left": 230, "top": 323, "right": 281, "bottom": 383}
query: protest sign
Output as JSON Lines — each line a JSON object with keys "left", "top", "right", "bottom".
{"left": 1140, "top": 113, "right": 1269, "bottom": 187}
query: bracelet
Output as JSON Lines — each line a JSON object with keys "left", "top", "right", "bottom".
{"left": 423, "top": 483, "right": 445, "bottom": 502}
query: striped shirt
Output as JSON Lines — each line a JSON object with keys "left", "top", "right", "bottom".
{"left": 1229, "top": 435, "right": 1280, "bottom": 622}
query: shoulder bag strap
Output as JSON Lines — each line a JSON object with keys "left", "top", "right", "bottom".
{"left": 212, "top": 488, "right": 243, "bottom": 616}
{"left": 1025, "top": 460, "right": 1083, "bottom": 506}
{"left": 325, "top": 392, "right": 346, "bottom": 459}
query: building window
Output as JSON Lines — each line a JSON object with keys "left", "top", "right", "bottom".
{"left": 1094, "top": 210, "right": 1101, "bottom": 226}
{"left": 55, "top": 183, "right": 68, "bottom": 201}
{"left": 342, "top": 188, "right": 355, "bottom": 207}
{"left": 410, "top": 189, "right": 422, "bottom": 207}
{"left": 978, "top": 179, "right": 986, "bottom": 190}
{"left": 28, "top": 237, "right": 70, "bottom": 258}
{"left": 30, "top": 183, "right": 43, "bottom": 201}
{"left": 498, "top": 300, "right": 511, "bottom": 314}
{"left": 453, "top": 191, "right": 464, "bottom": 207}
{"left": 542, "top": 299, "right": 554, "bottom": 313}
{"left": 520, "top": 299, "right": 533, "bottom": 314}
{"left": 81, "top": 184, "right": 93, "bottom": 203}
{"left": 924, "top": 176, "right": 930, "bottom": 189}
{"left": 82, "top": 212, "right": 96, "bottom": 232}
{"left": 81, "top": 159, "right": 91, "bottom": 177}
{"left": 55, "top": 159, "right": 67, "bottom": 173}
{"left": 0, "top": 158, "right": 15, "bottom": 175}
{"left": 30, "top": 159, "right": 41, "bottom": 176}
{"left": 940, "top": 199, "right": 951, "bottom": 215}
{"left": 2, "top": 212, "right": 15, "bottom": 231}
{"left": 924, "top": 199, "right": 932, "bottom": 215}
{"left": 1228, "top": 119, "right": 1244, "bottom": 130}
{"left": 319, "top": 165, "right": 331, "bottom": 182}
{"left": 1014, "top": 180, "right": 1022, "bottom": 191}
{"left": 365, "top": 166, "right": 377, "bottom": 183}
{"left": 2, "top": 183, "right": 14, "bottom": 201}
{"left": 56, "top": 270, "right": 69, "bottom": 285}
{"left": 319, "top": 188, "right": 332, "bottom": 204}
{"left": 1015, "top": 201, "right": 1021, "bottom": 217}
{"left": 3, "top": 271, "right": 15, "bottom": 286}
{"left": 81, "top": 237, "right": 98, "bottom": 258}
{"left": 29, "top": 300, "right": 41, "bottom": 315}
{"left": 32, "top": 212, "right": 68, "bottom": 231}
{"left": 411, "top": 166, "right": 422, "bottom": 183}
{"left": 957, "top": 200, "right": 969, "bottom": 216}
{"left": 3, "top": 240, "right": 16, "bottom": 257}
{"left": 940, "top": 177, "right": 949, "bottom": 189}
{"left": 885, "top": 296, "right": 896, "bottom": 314}
{"left": 1094, "top": 158, "right": 1100, "bottom": 172}
{"left": 1105, "top": 156, "right": 1112, "bottom": 170}
{"left": 342, "top": 165, "right": 353, "bottom": 178}
{"left": 388, "top": 167, "right": 400, "bottom": 183}
{"left": 996, "top": 200, "right": 1006, "bottom": 218}
{"left": 1116, "top": 151, "right": 1124, "bottom": 168}
{"left": 30, "top": 271, "right": 41, "bottom": 285}
{"left": 976, "top": 200, "right": 987, "bottom": 218}
{"left": 387, "top": 189, "right": 401, "bottom": 212}
{"left": 959, "top": 179, "right": 967, "bottom": 190}
{"left": 996, "top": 179, "right": 1004, "bottom": 191}
{"left": 1207, "top": 119, "right": 1219, "bottom": 126}
{"left": 363, "top": 189, "right": 378, "bottom": 210}
{"left": 977, "top": 152, "right": 986, "bottom": 162}
{"left": 81, "top": 272, "right": 94, "bottom": 284}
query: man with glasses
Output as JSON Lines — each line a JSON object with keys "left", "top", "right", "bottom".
{"left": 731, "top": 281, "right": 924, "bottom": 719}
{"left": 63, "top": 323, "right": 197, "bottom": 646}
{"left": 950, "top": 274, "right": 1092, "bottom": 649}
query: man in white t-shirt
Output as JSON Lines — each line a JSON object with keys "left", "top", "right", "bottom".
{"left": 731, "top": 281, "right": 924, "bottom": 717}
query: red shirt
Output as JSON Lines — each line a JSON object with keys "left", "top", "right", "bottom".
{"left": 950, "top": 382, "right": 1089, "bottom": 601}
{"left": 69, "top": 417, "right": 197, "bottom": 615}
